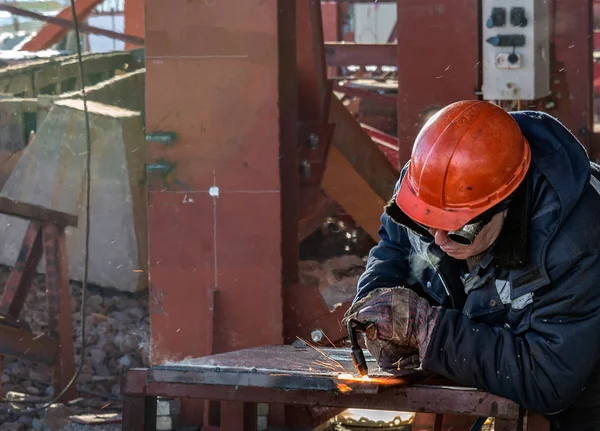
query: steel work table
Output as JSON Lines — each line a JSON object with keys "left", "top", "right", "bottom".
{"left": 121, "top": 345, "right": 550, "bottom": 430}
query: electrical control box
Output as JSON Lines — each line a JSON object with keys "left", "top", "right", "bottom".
{"left": 481, "top": 0, "right": 550, "bottom": 101}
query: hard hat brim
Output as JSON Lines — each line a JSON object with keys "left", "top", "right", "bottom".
{"left": 396, "top": 178, "right": 481, "bottom": 232}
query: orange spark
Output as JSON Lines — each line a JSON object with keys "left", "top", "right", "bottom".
{"left": 337, "top": 383, "right": 352, "bottom": 393}
{"left": 336, "top": 372, "right": 405, "bottom": 386}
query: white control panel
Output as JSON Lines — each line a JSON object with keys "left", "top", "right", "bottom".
{"left": 481, "top": 0, "right": 550, "bottom": 101}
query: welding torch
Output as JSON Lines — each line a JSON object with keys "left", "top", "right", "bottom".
{"left": 347, "top": 318, "right": 369, "bottom": 377}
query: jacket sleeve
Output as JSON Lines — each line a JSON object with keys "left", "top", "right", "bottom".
{"left": 355, "top": 180, "right": 413, "bottom": 303}
{"left": 422, "top": 251, "right": 600, "bottom": 414}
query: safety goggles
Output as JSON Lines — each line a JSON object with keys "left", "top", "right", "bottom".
{"left": 415, "top": 196, "right": 513, "bottom": 246}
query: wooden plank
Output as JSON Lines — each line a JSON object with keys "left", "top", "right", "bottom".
{"left": 0, "top": 222, "right": 43, "bottom": 318}
{"left": 0, "top": 51, "right": 136, "bottom": 97}
{"left": 0, "top": 322, "right": 58, "bottom": 364}
{"left": 43, "top": 224, "right": 76, "bottom": 401}
{"left": 0, "top": 196, "right": 77, "bottom": 227}
{"left": 34, "top": 52, "right": 134, "bottom": 95}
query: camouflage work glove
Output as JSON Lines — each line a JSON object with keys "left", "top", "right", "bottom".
{"left": 343, "top": 287, "right": 441, "bottom": 362}
{"left": 364, "top": 338, "right": 421, "bottom": 372}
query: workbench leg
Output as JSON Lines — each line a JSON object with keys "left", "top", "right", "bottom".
{"left": 122, "top": 395, "right": 157, "bottom": 431}
{"left": 43, "top": 224, "right": 76, "bottom": 402}
{"left": 433, "top": 414, "right": 443, "bottom": 431}
{"left": 221, "top": 401, "right": 257, "bottom": 431}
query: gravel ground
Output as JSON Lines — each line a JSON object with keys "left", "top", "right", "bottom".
{"left": 0, "top": 266, "right": 149, "bottom": 430}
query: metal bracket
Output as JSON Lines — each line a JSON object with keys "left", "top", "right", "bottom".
{"left": 146, "top": 132, "right": 178, "bottom": 146}
{"left": 145, "top": 159, "right": 191, "bottom": 191}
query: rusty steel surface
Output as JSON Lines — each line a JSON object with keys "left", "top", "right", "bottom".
{"left": 124, "top": 0, "right": 145, "bottom": 50}
{"left": 284, "top": 281, "right": 349, "bottom": 344}
{"left": 19, "top": 0, "right": 106, "bottom": 51}
{"left": 548, "top": 0, "right": 593, "bottom": 151}
{"left": 321, "top": 2, "right": 341, "bottom": 42}
{"left": 0, "top": 222, "right": 42, "bottom": 318}
{"left": 325, "top": 43, "right": 397, "bottom": 66}
{"left": 43, "top": 224, "right": 77, "bottom": 401}
{"left": 145, "top": 0, "right": 286, "bottom": 424}
{"left": 396, "top": 0, "right": 479, "bottom": 165}
{"left": 0, "top": 197, "right": 78, "bottom": 227}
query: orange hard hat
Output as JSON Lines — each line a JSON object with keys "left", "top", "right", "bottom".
{"left": 396, "top": 100, "right": 531, "bottom": 231}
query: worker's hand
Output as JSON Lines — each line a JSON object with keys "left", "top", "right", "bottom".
{"left": 365, "top": 338, "right": 421, "bottom": 372}
{"left": 344, "top": 287, "right": 441, "bottom": 361}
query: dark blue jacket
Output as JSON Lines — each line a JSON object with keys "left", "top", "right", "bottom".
{"left": 355, "top": 111, "right": 600, "bottom": 428}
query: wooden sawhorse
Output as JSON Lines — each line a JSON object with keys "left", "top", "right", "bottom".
{"left": 0, "top": 196, "right": 78, "bottom": 401}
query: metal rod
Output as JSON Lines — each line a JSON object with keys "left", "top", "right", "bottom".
{"left": 0, "top": 4, "right": 144, "bottom": 46}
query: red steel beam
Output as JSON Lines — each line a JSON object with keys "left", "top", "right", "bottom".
{"left": 20, "top": 0, "right": 105, "bottom": 52}
{"left": 324, "top": 42, "right": 397, "bottom": 66}
{"left": 0, "top": 4, "right": 144, "bottom": 49}
{"left": 337, "top": 84, "right": 396, "bottom": 107}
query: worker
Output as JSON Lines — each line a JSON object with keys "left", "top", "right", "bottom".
{"left": 343, "top": 100, "right": 600, "bottom": 430}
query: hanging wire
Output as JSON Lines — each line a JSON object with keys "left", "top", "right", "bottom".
{"left": 13, "top": 0, "right": 92, "bottom": 414}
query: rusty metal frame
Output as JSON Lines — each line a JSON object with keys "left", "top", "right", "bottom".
{"left": 121, "top": 364, "right": 550, "bottom": 431}
{"left": 325, "top": 42, "right": 397, "bottom": 66}
{"left": 295, "top": 0, "right": 337, "bottom": 242}
{"left": 336, "top": 83, "right": 397, "bottom": 108}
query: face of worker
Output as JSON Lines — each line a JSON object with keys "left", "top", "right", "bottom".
{"left": 427, "top": 211, "right": 507, "bottom": 260}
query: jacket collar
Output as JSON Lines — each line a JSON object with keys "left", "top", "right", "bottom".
{"left": 384, "top": 172, "right": 532, "bottom": 270}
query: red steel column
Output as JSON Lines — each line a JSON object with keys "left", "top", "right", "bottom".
{"left": 396, "top": 0, "right": 480, "bottom": 165}
{"left": 548, "top": 0, "right": 593, "bottom": 151}
{"left": 145, "top": 0, "right": 285, "bottom": 425}
{"left": 124, "top": 0, "right": 144, "bottom": 50}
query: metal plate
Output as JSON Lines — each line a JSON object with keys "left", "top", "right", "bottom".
{"left": 149, "top": 345, "right": 423, "bottom": 395}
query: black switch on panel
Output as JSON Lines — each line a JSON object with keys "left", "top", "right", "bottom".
{"left": 486, "top": 7, "right": 506, "bottom": 28}
{"left": 486, "top": 34, "right": 526, "bottom": 47}
{"left": 508, "top": 53, "right": 519, "bottom": 64}
{"left": 510, "top": 7, "right": 528, "bottom": 27}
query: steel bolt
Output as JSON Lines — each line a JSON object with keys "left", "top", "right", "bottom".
{"left": 300, "top": 160, "right": 312, "bottom": 178}
{"left": 311, "top": 329, "right": 324, "bottom": 343}
{"left": 307, "top": 133, "right": 320, "bottom": 150}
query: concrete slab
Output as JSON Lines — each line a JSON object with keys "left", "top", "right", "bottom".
{"left": 0, "top": 99, "right": 147, "bottom": 292}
